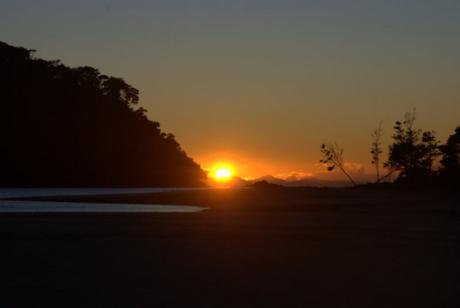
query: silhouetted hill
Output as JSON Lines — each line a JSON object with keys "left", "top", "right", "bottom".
{"left": 0, "top": 41, "right": 206, "bottom": 187}
{"left": 252, "top": 175, "right": 351, "bottom": 187}
{"left": 252, "top": 180, "right": 283, "bottom": 189}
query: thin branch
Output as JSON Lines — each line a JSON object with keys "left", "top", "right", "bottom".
{"left": 320, "top": 142, "right": 357, "bottom": 186}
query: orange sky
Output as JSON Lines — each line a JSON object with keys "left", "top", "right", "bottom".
{"left": 3, "top": 1, "right": 459, "bottom": 182}
{"left": 194, "top": 150, "right": 372, "bottom": 182}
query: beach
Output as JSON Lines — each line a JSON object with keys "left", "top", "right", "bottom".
{"left": 0, "top": 188, "right": 458, "bottom": 307}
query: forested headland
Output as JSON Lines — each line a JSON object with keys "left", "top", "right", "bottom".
{"left": 0, "top": 41, "right": 206, "bottom": 187}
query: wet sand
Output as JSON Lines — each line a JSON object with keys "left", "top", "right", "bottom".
{"left": 1, "top": 188, "right": 458, "bottom": 307}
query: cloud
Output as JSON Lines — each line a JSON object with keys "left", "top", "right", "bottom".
{"left": 275, "top": 171, "right": 314, "bottom": 180}
{"left": 285, "top": 161, "right": 377, "bottom": 183}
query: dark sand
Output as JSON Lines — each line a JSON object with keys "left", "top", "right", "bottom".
{"left": 1, "top": 188, "right": 459, "bottom": 307}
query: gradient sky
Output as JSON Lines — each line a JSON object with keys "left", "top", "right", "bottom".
{"left": 2, "top": 0, "right": 459, "bottom": 180}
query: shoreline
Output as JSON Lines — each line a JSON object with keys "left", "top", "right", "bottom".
{"left": 1, "top": 187, "right": 458, "bottom": 307}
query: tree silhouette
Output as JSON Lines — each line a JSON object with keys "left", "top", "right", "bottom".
{"left": 439, "top": 127, "right": 460, "bottom": 186}
{"left": 385, "top": 110, "right": 440, "bottom": 184}
{"left": 320, "top": 143, "right": 356, "bottom": 186}
{"left": 370, "top": 123, "right": 383, "bottom": 183}
{"left": 0, "top": 41, "right": 206, "bottom": 187}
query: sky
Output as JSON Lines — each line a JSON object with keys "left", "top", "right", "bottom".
{"left": 1, "top": 0, "right": 460, "bottom": 181}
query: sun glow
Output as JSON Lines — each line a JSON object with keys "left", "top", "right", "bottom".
{"left": 210, "top": 163, "right": 235, "bottom": 182}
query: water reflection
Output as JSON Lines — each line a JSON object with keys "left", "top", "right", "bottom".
{"left": 0, "top": 200, "right": 206, "bottom": 213}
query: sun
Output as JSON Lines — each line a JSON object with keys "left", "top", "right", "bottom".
{"left": 216, "top": 168, "right": 232, "bottom": 179}
{"left": 210, "top": 163, "right": 235, "bottom": 182}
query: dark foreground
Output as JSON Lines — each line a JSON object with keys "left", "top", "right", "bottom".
{"left": 1, "top": 188, "right": 459, "bottom": 307}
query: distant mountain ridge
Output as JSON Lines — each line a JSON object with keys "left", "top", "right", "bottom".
{"left": 251, "top": 175, "right": 352, "bottom": 187}
{"left": 218, "top": 175, "right": 352, "bottom": 187}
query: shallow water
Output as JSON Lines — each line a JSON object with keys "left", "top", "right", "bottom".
{"left": 0, "top": 188, "right": 208, "bottom": 213}
{"left": 0, "top": 187, "right": 207, "bottom": 199}
{"left": 0, "top": 200, "right": 206, "bottom": 213}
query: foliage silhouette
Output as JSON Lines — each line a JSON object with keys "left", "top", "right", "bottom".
{"left": 370, "top": 123, "right": 383, "bottom": 183}
{"left": 439, "top": 127, "right": 460, "bottom": 189}
{"left": 320, "top": 143, "right": 356, "bottom": 186}
{"left": 319, "top": 111, "right": 459, "bottom": 189}
{"left": 0, "top": 41, "right": 206, "bottom": 187}
{"left": 385, "top": 110, "right": 440, "bottom": 185}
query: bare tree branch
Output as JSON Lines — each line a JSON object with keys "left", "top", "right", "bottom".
{"left": 370, "top": 122, "right": 383, "bottom": 183}
{"left": 320, "top": 143, "right": 357, "bottom": 186}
